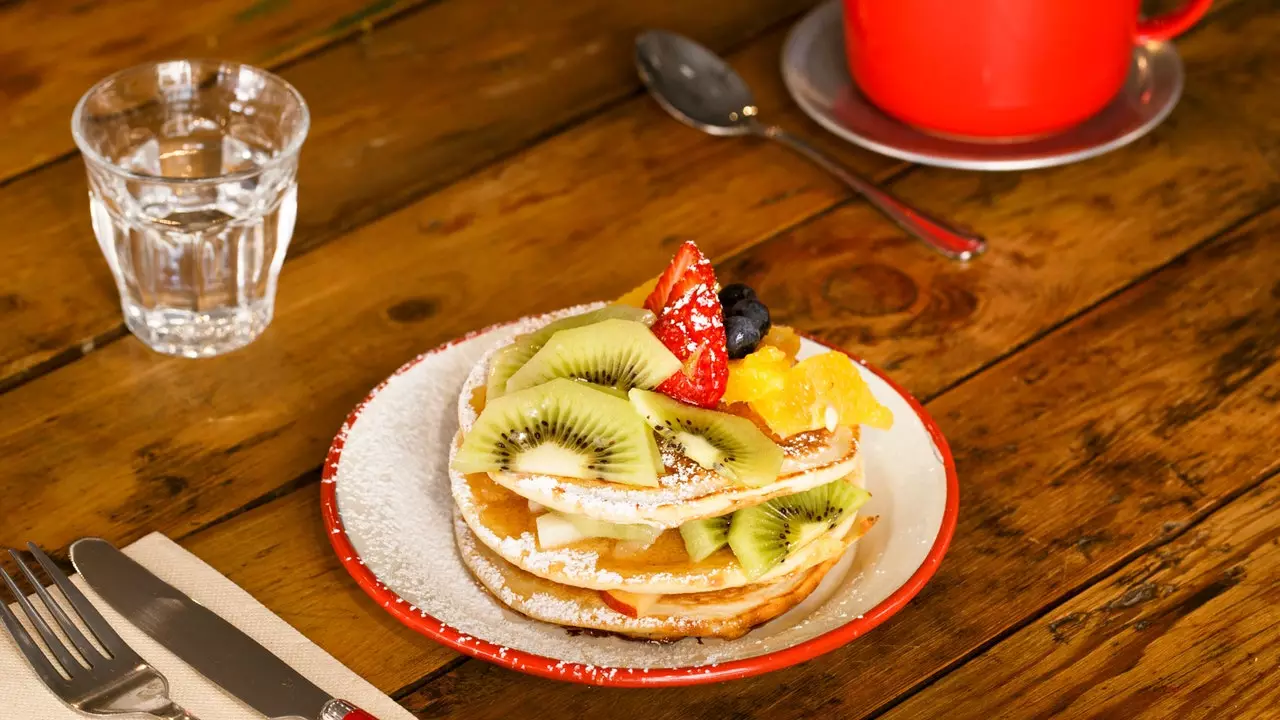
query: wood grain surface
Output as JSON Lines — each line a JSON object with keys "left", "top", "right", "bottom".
{"left": 0, "top": 0, "right": 1276, "bottom": 717}
{"left": 882, "top": 471, "right": 1280, "bottom": 719}
{"left": 0, "top": 23, "right": 895, "bottom": 555}
{"left": 0, "top": 0, "right": 827, "bottom": 389}
{"left": 0, "top": 0, "right": 423, "bottom": 182}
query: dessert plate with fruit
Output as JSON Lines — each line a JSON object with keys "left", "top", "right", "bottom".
{"left": 322, "top": 242, "right": 958, "bottom": 686}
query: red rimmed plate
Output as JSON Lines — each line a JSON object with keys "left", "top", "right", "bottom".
{"left": 321, "top": 306, "right": 958, "bottom": 687}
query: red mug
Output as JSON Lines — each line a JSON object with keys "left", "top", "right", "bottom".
{"left": 842, "top": 0, "right": 1213, "bottom": 138}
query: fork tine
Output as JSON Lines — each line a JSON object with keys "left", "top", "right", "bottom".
{"left": 0, "top": 583, "right": 67, "bottom": 690}
{"left": 0, "top": 562, "right": 82, "bottom": 676}
{"left": 27, "top": 543, "right": 132, "bottom": 658}
{"left": 9, "top": 549, "right": 107, "bottom": 666}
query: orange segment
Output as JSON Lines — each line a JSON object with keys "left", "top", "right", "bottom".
{"left": 722, "top": 345, "right": 790, "bottom": 405}
{"left": 760, "top": 325, "right": 802, "bottom": 360}
{"left": 750, "top": 351, "right": 894, "bottom": 437}
{"left": 616, "top": 272, "right": 661, "bottom": 307}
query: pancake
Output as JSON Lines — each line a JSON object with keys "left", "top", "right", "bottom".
{"left": 457, "top": 340, "right": 863, "bottom": 526}
{"left": 454, "top": 514, "right": 847, "bottom": 641}
{"left": 451, "top": 437, "right": 876, "bottom": 593}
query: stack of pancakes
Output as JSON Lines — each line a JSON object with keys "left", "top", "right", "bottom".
{"left": 448, "top": 332, "right": 876, "bottom": 641}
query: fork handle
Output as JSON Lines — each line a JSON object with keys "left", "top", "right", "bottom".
{"left": 151, "top": 703, "right": 200, "bottom": 720}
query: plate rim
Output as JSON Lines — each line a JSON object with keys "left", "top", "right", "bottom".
{"left": 320, "top": 318, "right": 960, "bottom": 687}
{"left": 780, "top": 0, "right": 1184, "bottom": 171}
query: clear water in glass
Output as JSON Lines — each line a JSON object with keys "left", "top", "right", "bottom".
{"left": 73, "top": 60, "right": 309, "bottom": 358}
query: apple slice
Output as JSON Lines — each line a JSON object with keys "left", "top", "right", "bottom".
{"left": 600, "top": 589, "right": 661, "bottom": 618}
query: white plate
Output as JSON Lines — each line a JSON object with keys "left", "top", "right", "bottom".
{"left": 322, "top": 311, "right": 958, "bottom": 686}
{"left": 782, "top": 0, "right": 1184, "bottom": 171}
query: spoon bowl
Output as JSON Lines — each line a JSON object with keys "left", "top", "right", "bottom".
{"left": 635, "top": 30, "right": 757, "bottom": 137}
{"left": 634, "top": 30, "right": 988, "bottom": 261}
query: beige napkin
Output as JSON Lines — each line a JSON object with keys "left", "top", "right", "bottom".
{"left": 2, "top": 532, "right": 413, "bottom": 720}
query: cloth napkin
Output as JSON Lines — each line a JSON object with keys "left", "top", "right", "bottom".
{"left": 2, "top": 532, "right": 414, "bottom": 720}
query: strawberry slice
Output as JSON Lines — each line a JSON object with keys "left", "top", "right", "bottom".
{"left": 652, "top": 283, "right": 728, "bottom": 408}
{"left": 644, "top": 241, "right": 717, "bottom": 314}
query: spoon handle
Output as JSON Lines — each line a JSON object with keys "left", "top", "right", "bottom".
{"left": 758, "top": 125, "right": 987, "bottom": 261}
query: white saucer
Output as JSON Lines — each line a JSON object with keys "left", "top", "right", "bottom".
{"left": 782, "top": 0, "right": 1185, "bottom": 171}
{"left": 322, "top": 309, "right": 958, "bottom": 685}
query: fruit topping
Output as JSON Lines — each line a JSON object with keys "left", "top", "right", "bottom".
{"left": 721, "top": 345, "right": 791, "bottom": 405}
{"left": 535, "top": 511, "right": 662, "bottom": 549}
{"left": 486, "top": 305, "right": 655, "bottom": 398}
{"left": 616, "top": 274, "right": 661, "bottom": 308}
{"left": 727, "top": 297, "right": 771, "bottom": 335}
{"left": 727, "top": 478, "right": 871, "bottom": 579}
{"left": 651, "top": 284, "right": 728, "bottom": 407}
{"left": 679, "top": 516, "right": 730, "bottom": 562}
{"left": 452, "top": 378, "right": 662, "bottom": 486}
{"left": 503, "top": 318, "right": 681, "bottom": 395}
{"left": 759, "top": 324, "right": 802, "bottom": 360}
{"left": 630, "top": 388, "right": 783, "bottom": 487}
{"left": 600, "top": 589, "right": 660, "bottom": 618}
{"left": 644, "top": 241, "right": 718, "bottom": 314}
{"left": 724, "top": 314, "right": 762, "bottom": 359}
{"left": 717, "top": 282, "right": 756, "bottom": 310}
{"left": 750, "top": 351, "right": 894, "bottom": 438}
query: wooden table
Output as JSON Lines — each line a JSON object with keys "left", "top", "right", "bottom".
{"left": 3, "top": 1, "right": 1278, "bottom": 717}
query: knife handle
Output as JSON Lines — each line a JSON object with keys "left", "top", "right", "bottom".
{"left": 321, "top": 699, "right": 379, "bottom": 720}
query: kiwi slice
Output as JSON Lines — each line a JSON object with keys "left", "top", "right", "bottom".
{"left": 727, "top": 479, "right": 871, "bottom": 579}
{"left": 504, "top": 319, "right": 681, "bottom": 395}
{"left": 679, "top": 516, "right": 730, "bottom": 562}
{"left": 629, "top": 389, "right": 783, "bottom": 487}
{"left": 453, "top": 378, "right": 662, "bottom": 486}
{"left": 486, "top": 306, "right": 655, "bottom": 399}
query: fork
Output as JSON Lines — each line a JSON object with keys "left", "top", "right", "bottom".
{"left": 0, "top": 543, "right": 200, "bottom": 719}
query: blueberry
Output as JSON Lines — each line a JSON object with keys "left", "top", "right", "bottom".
{"left": 729, "top": 298, "right": 771, "bottom": 334}
{"left": 725, "top": 315, "right": 762, "bottom": 359}
{"left": 718, "top": 283, "right": 756, "bottom": 310}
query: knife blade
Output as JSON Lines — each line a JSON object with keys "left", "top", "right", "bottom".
{"left": 71, "top": 538, "right": 378, "bottom": 720}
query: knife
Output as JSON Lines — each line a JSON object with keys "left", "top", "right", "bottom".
{"left": 70, "top": 538, "right": 378, "bottom": 720}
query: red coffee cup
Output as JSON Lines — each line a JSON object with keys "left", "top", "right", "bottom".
{"left": 843, "top": 0, "right": 1213, "bottom": 139}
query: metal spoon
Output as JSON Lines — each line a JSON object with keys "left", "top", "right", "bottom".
{"left": 635, "top": 30, "right": 987, "bottom": 261}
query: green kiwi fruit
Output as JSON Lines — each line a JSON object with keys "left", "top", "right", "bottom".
{"left": 629, "top": 389, "right": 783, "bottom": 487}
{"left": 679, "top": 516, "right": 731, "bottom": 562}
{"left": 504, "top": 319, "right": 680, "bottom": 395}
{"left": 453, "top": 378, "right": 662, "bottom": 486}
{"left": 727, "top": 479, "right": 871, "bottom": 579}
{"left": 486, "top": 305, "right": 655, "bottom": 399}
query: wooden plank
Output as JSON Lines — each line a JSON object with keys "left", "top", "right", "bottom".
{"left": 0, "top": 26, "right": 895, "bottom": 552}
{"left": 0, "top": 0, "right": 838, "bottom": 388}
{"left": 177, "top": 485, "right": 461, "bottom": 694}
{"left": 394, "top": 185, "right": 1280, "bottom": 718}
{"left": 880, "top": 471, "right": 1280, "bottom": 719}
{"left": 715, "top": 0, "right": 1280, "bottom": 400}
{"left": 0, "top": 0, "right": 421, "bottom": 182}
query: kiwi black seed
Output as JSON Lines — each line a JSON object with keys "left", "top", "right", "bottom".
{"left": 629, "top": 388, "right": 783, "bottom": 487}
{"left": 503, "top": 318, "right": 681, "bottom": 395}
{"left": 485, "top": 305, "right": 655, "bottom": 399}
{"left": 453, "top": 378, "right": 662, "bottom": 487}
{"left": 727, "top": 479, "right": 871, "bottom": 579}
{"left": 679, "top": 515, "right": 731, "bottom": 561}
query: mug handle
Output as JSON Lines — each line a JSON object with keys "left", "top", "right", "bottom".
{"left": 1136, "top": 0, "right": 1213, "bottom": 41}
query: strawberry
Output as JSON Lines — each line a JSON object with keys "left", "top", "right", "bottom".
{"left": 652, "top": 283, "right": 728, "bottom": 408}
{"left": 644, "top": 241, "right": 717, "bottom": 314}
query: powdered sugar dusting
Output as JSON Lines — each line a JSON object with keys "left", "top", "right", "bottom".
{"left": 331, "top": 312, "right": 951, "bottom": 671}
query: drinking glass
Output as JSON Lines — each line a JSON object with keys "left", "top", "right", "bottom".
{"left": 72, "top": 60, "right": 309, "bottom": 358}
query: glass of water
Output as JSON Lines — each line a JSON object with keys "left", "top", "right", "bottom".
{"left": 72, "top": 60, "right": 309, "bottom": 358}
